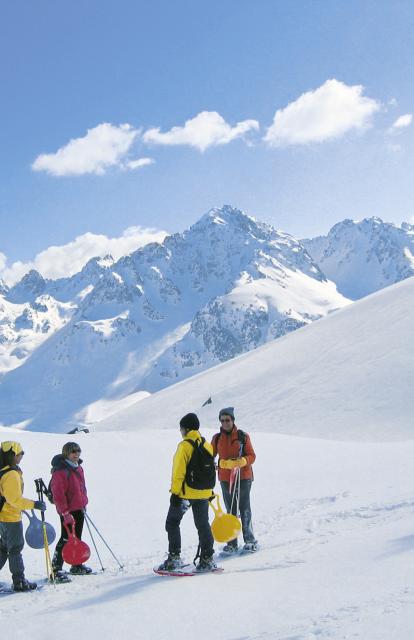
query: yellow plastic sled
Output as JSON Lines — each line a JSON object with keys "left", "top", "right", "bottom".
{"left": 209, "top": 494, "right": 241, "bottom": 543}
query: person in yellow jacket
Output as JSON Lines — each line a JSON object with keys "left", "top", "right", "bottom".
{"left": 157, "top": 413, "right": 217, "bottom": 573}
{"left": 0, "top": 441, "right": 46, "bottom": 591}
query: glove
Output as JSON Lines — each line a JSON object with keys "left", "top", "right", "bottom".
{"left": 219, "top": 457, "right": 247, "bottom": 470}
{"left": 33, "top": 500, "right": 46, "bottom": 511}
{"left": 170, "top": 494, "right": 182, "bottom": 507}
{"left": 62, "top": 512, "right": 75, "bottom": 525}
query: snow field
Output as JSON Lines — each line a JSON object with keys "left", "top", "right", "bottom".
{"left": 1, "top": 428, "right": 414, "bottom": 639}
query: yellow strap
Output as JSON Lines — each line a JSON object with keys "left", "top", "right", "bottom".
{"left": 42, "top": 523, "right": 54, "bottom": 584}
{"left": 208, "top": 493, "right": 224, "bottom": 516}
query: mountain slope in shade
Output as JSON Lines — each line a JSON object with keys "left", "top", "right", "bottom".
{"left": 303, "top": 217, "right": 414, "bottom": 299}
{"left": 0, "top": 206, "right": 349, "bottom": 432}
{"left": 95, "top": 276, "right": 414, "bottom": 442}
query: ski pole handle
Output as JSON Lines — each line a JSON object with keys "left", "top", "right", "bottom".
{"left": 34, "top": 478, "right": 46, "bottom": 522}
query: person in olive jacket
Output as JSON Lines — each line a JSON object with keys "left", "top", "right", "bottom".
{"left": 212, "top": 407, "right": 258, "bottom": 554}
{"left": 158, "top": 412, "right": 217, "bottom": 573}
{"left": 0, "top": 441, "right": 46, "bottom": 591}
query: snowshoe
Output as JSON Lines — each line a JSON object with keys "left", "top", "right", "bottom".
{"left": 196, "top": 555, "right": 218, "bottom": 573}
{"left": 13, "top": 579, "right": 38, "bottom": 592}
{"left": 50, "top": 569, "right": 71, "bottom": 583}
{"left": 157, "top": 553, "right": 184, "bottom": 572}
{"left": 70, "top": 564, "right": 93, "bottom": 575}
{"left": 221, "top": 543, "right": 239, "bottom": 555}
{"left": 242, "top": 541, "right": 259, "bottom": 553}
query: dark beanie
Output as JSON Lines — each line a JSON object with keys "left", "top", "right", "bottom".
{"left": 179, "top": 413, "right": 200, "bottom": 431}
{"left": 219, "top": 407, "right": 235, "bottom": 420}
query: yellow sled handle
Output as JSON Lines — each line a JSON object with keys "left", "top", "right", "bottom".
{"left": 208, "top": 493, "right": 224, "bottom": 517}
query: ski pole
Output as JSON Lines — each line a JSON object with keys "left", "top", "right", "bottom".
{"left": 229, "top": 467, "right": 241, "bottom": 517}
{"left": 34, "top": 479, "right": 54, "bottom": 584}
{"left": 84, "top": 513, "right": 124, "bottom": 569}
{"left": 84, "top": 513, "right": 105, "bottom": 572}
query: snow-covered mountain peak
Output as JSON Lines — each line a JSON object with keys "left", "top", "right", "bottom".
{"left": 401, "top": 221, "right": 414, "bottom": 232}
{"left": 80, "top": 254, "right": 115, "bottom": 278}
{"left": 188, "top": 205, "right": 274, "bottom": 243}
{"left": 303, "top": 217, "right": 414, "bottom": 299}
{"left": 0, "top": 205, "right": 351, "bottom": 431}
{"left": 7, "top": 269, "right": 46, "bottom": 303}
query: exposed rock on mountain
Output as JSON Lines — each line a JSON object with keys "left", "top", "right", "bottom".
{"left": 0, "top": 206, "right": 349, "bottom": 431}
{"left": 303, "top": 217, "right": 414, "bottom": 299}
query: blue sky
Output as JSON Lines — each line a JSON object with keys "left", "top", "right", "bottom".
{"left": 1, "top": 0, "right": 414, "bottom": 281}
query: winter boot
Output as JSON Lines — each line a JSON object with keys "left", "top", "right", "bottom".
{"left": 157, "top": 553, "right": 184, "bottom": 572}
{"left": 196, "top": 555, "right": 218, "bottom": 572}
{"left": 52, "top": 551, "right": 62, "bottom": 572}
{"left": 70, "top": 564, "right": 93, "bottom": 575}
{"left": 13, "top": 579, "right": 38, "bottom": 592}
{"left": 50, "top": 569, "right": 71, "bottom": 584}
{"left": 222, "top": 543, "right": 238, "bottom": 555}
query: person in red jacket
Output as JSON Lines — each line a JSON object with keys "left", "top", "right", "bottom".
{"left": 50, "top": 442, "right": 91, "bottom": 580}
{"left": 212, "top": 407, "right": 258, "bottom": 554}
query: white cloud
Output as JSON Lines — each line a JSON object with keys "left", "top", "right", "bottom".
{"left": 264, "top": 79, "right": 381, "bottom": 147}
{"left": 143, "top": 111, "right": 259, "bottom": 151}
{"left": 0, "top": 252, "right": 7, "bottom": 272}
{"left": 0, "top": 226, "right": 168, "bottom": 285}
{"left": 390, "top": 114, "right": 412, "bottom": 131}
{"left": 125, "top": 157, "right": 155, "bottom": 170}
{"left": 32, "top": 123, "right": 141, "bottom": 176}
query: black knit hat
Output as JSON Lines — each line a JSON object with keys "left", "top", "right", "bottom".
{"left": 179, "top": 413, "right": 200, "bottom": 431}
{"left": 219, "top": 407, "right": 235, "bottom": 420}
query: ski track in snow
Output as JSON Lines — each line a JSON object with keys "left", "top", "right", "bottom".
{"left": 1, "top": 430, "right": 414, "bottom": 639}
{"left": 3, "top": 488, "right": 414, "bottom": 638}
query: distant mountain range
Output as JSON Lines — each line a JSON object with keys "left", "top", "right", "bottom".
{"left": 0, "top": 205, "right": 412, "bottom": 432}
{"left": 303, "top": 217, "right": 414, "bottom": 299}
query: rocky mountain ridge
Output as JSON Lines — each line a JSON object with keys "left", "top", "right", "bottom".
{"left": 303, "top": 217, "right": 414, "bottom": 299}
{"left": 0, "top": 205, "right": 348, "bottom": 430}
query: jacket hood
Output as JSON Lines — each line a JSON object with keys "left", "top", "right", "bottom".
{"left": 183, "top": 429, "right": 201, "bottom": 441}
{"left": 50, "top": 454, "right": 83, "bottom": 471}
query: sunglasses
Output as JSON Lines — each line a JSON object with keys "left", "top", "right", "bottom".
{"left": 70, "top": 448, "right": 81, "bottom": 454}
{"left": 220, "top": 418, "right": 232, "bottom": 423}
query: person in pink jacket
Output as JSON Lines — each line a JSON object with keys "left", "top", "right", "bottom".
{"left": 50, "top": 442, "right": 91, "bottom": 580}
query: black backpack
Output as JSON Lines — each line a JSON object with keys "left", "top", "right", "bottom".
{"left": 0, "top": 466, "right": 17, "bottom": 512}
{"left": 184, "top": 438, "right": 216, "bottom": 493}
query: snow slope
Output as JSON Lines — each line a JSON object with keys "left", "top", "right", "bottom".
{"left": 1, "top": 278, "right": 413, "bottom": 638}
{"left": 95, "top": 275, "right": 414, "bottom": 442}
{"left": 1, "top": 426, "right": 414, "bottom": 640}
